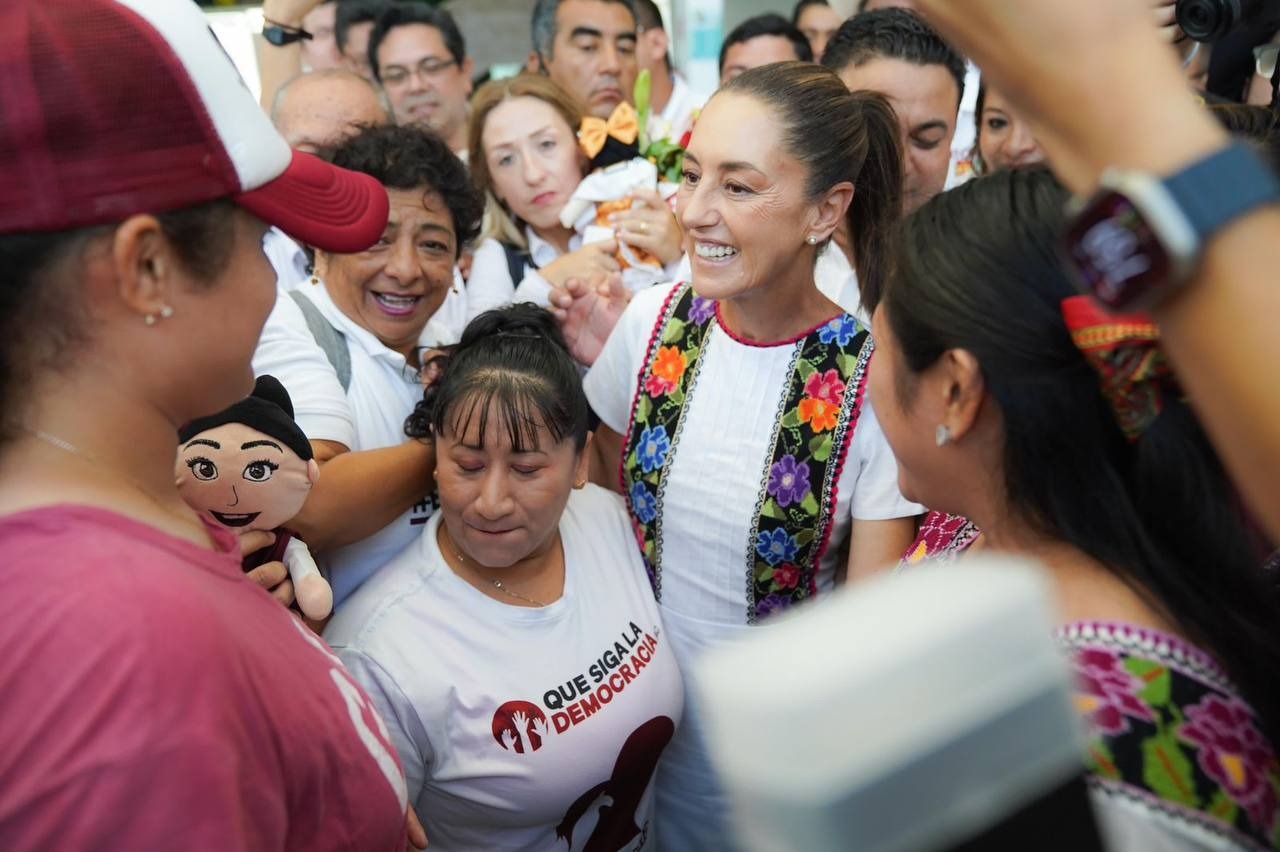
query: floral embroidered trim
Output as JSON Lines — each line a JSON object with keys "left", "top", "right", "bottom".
{"left": 1058, "top": 622, "right": 1280, "bottom": 849}
{"left": 899, "top": 511, "right": 981, "bottom": 569}
{"left": 621, "top": 283, "right": 872, "bottom": 622}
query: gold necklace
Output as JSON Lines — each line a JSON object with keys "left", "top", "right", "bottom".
{"left": 445, "top": 532, "right": 549, "bottom": 608}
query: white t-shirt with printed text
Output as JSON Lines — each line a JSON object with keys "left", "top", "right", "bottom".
{"left": 327, "top": 485, "right": 683, "bottom": 852}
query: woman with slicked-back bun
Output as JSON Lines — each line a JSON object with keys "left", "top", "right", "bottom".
{"left": 576, "top": 62, "right": 922, "bottom": 847}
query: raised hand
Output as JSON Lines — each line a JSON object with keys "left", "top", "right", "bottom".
{"left": 612, "top": 188, "right": 683, "bottom": 267}
{"left": 539, "top": 241, "right": 622, "bottom": 291}
{"left": 549, "top": 273, "right": 632, "bottom": 367}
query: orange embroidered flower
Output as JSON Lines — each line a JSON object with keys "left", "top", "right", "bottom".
{"left": 652, "top": 345, "right": 686, "bottom": 386}
{"left": 798, "top": 397, "right": 838, "bottom": 432}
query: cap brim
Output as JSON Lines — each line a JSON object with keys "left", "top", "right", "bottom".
{"left": 234, "top": 150, "right": 389, "bottom": 254}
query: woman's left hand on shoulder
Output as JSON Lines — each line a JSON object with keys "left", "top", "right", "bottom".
{"left": 612, "top": 188, "right": 684, "bottom": 267}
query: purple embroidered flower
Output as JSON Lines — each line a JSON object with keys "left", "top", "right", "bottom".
{"left": 1071, "top": 647, "right": 1155, "bottom": 736}
{"left": 756, "top": 528, "right": 799, "bottom": 566}
{"left": 636, "top": 426, "right": 671, "bottom": 474}
{"left": 817, "top": 315, "right": 860, "bottom": 347}
{"left": 767, "top": 454, "right": 812, "bottom": 507}
{"left": 688, "top": 296, "right": 716, "bottom": 325}
{"left": 1179, "top": 693, "right": 1279, "bottom": 830}
{"left": 629, "top": 482, "right": 659, "bottom": 524}
{"left": 756, "top": 593, "right": 791, "bottom": 619}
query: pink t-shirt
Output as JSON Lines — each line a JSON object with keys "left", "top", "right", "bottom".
{"left": 0, "top": 505, "right": 409, "bottom": 851}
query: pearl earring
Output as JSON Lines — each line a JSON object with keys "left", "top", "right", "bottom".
{"left": 144, "top": 314, "right": 156, "bottom": 327}
{"left": 806, "top": 235, "right": 817, "bottom": 245}
{"left": 159, "top": 305, "right": 174, "bottom": 319}
{"left": 935, "top": 425, "right": 951, "bottom": 447}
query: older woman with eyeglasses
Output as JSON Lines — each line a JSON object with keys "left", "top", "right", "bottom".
{"left": 252, "top": 123, "right": 484, "bottom": 607}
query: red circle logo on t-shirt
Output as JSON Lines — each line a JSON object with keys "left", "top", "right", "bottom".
{"left": 492, "top": 700, "right": 549, "bottom": 754}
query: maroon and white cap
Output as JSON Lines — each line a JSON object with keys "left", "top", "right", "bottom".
{"left": 0, "top": 0, "right": 388, "bottom": 253}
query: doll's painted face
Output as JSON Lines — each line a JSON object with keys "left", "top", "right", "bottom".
{"left": 176, "top": 423, "right": 318, "bottom": 532}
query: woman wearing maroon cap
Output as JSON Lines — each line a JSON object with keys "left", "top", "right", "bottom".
{"left": 0, "top": 0, "right": 421, "bottom": 849}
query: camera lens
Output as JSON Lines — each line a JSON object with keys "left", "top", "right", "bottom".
{"left": 1176, "top": 0, "right": 1242, "bottom": 42}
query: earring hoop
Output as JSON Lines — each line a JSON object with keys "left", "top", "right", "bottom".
{"left": 935, "top": 425, "right": 951, "bottom": 447}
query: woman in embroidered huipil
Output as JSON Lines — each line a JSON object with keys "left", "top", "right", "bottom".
{"left": 580, "top": 64, "right": 922, "bottom": 849}
{"left": 871, "top": 167, "right": 1280, "bottom": 851}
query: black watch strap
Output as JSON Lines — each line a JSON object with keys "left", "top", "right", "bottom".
{"left": 263, "top": 20, "right": 313, "bottom": 47}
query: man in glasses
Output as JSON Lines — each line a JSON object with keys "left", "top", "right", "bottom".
{"left": 369, "top": 4, "right": 474, "bottom": 158}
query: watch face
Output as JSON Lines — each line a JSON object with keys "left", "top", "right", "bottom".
{"left": 1062, "top": 191, "right": 1172, "bottom": 310}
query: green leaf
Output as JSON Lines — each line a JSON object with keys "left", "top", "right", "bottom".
{"left": 781, "top": 409, "right": 802, "bottom": 429}
{"left": 635, "top": 69, "right": 652, "bottom": 148}
{"left": 636, "top": 394, "right": 652, "bottom": 422}
{"left": 795, "top": 529, "right": 815, "bottom": 547}
{"left": 836, "top": 353, "right": 860, "bottom": 377}
{"left": 761, "top": 499, "right": 786, "bottom": 520}
{"left": 1206, "top": 788, "right": 1238, "bottom": 824}
{"left": 1141, "top": 731, "right": 1199, "bottom": 808}
{"left": 809, "top": 434, "right": 832, "bottom": 463}
{"left": 759, "top": 565, "right": 775, "bottom": 582}
{"left": 1085, "top": 740, "right": 1122, "bottom": 780}
{"left": 661, "top": 317, "right": 687, "bottom": 343}
{"left": 800, "top": 492, "right": 820, "bottom": 515}
{"left": 796, "top": 359, "right": 817, "bottom": 381}
{"left": 1125, "top": 657, "right": 1172, "bottom": 708}
{"left": 669, "top": 387, "right": 684, "bottom": 407}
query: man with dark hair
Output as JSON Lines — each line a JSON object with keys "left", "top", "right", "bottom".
{"left": 367, "top": 4, "right": 473, "bottom": 156}
{"left": 792, "top": 0, "right": 844, "bottom": 63}
{"left": 335, "top": 0, "right": 391, "bottom": 81}
{"left": 719, "top": 13, "right": 813, "bottom": 84}
{"left": 823, "top": 8, "right": 965, "bottom": 212}
{"left": 634, "top": 0, "right": 705, "bottom": 140}
{"left": 530, "top": 0, "right": 639, "bottom": 119}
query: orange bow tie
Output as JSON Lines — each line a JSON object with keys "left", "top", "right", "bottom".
{"left": 578, "top": 101, "right": 638, "bottom": 159}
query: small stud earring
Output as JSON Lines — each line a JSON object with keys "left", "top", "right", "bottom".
{"left": 935, "top": 425, "right": 951, "bottom": 447}
{"left": 144, "top": 314, "right": 157, "bottom": 327}
{"left": 806, "top": 235, "right": 818, "bottom": 245}
{"left": 308, "top": 274, "right": 320, "bottom": 287}
{"left": 159, "top": 305, "right": 174, "bottom": 319}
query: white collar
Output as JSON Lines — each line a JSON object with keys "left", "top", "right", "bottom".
{"left": 306, "top": 281, "right": 454, "bottom": 377}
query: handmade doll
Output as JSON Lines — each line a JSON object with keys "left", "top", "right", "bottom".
{"left": 561, "top": 70, "right": 689, "bottom": 290}
{"left": 176, "top": 375, "right": 333, "bottom": 621}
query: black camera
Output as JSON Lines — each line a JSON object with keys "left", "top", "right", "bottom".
{"left": 1176, "top": 0, "right": 1280, "bottom": 42}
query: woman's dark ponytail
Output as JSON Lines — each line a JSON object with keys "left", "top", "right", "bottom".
{"left": 845, "top": 90, "right": 903, "bottom": 314}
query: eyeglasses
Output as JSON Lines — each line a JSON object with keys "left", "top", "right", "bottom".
{"left": 1254, "top": 44, "right": 1280, "bottom": 79}
{"left": 381, "top": 57, "right": 458, "bottom": 86}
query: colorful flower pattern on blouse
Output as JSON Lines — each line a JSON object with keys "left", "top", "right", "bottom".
{"left": 621, "top": 284, "right": 873, "bottom": 622}
{"left": 1058, "top": 623, "right": 1280, "bottom": 849}
{"left": 900, "top": 511, "right": 981, "bottom": 567}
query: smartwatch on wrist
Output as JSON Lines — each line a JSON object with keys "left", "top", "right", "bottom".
{"left": 263, "top": 19, "right": 313, "bottom": 47}
{"left": 1061, "top": 141, "right": 1280, "bottom": 311}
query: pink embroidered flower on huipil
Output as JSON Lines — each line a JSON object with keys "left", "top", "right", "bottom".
{"left": 1072, "top": 647, "right": 1155, "bottom": 736}
{"left": 803, "top": 369, "right": 846, "bottom": 407}
{"left": 1179, "top": 693, "right": 1279, "bottom": 831}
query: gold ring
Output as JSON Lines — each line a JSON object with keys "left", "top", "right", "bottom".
{"left": 639, "top": 221, "right": 649, "bottom": 234}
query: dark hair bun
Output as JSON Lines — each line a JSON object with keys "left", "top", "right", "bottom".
{"left": 404, "top": 304, "right": 581, "bottom": 443}
{"left": 458, "top": 302, "right": 571, "bottom": 352}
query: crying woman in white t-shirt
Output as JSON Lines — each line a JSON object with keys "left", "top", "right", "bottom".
{"left": 326, "top": 304, "right": 683, "bottom": 852}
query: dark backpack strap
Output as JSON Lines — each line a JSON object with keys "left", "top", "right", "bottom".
{"left": 287, "top": 289, "right": 352, "bottom": 393}
{"left": 501, "top": 241, "right": 531, "bottom": 289}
